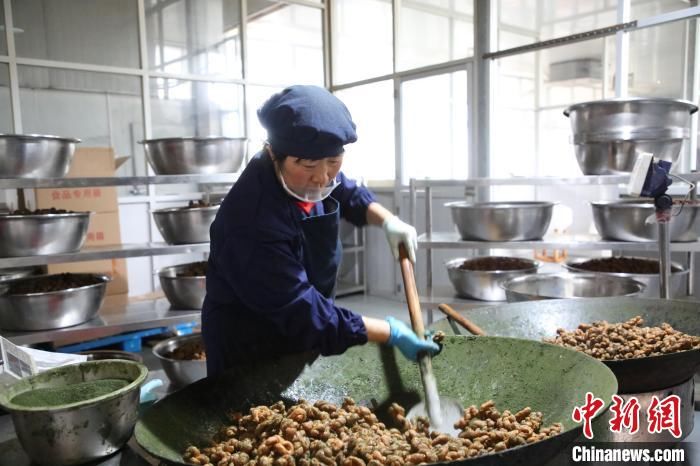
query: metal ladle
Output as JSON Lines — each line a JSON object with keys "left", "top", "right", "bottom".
{"left": 398, "top": 244, "right": 462, "bottom": 435}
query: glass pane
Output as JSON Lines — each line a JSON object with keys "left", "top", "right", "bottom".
{"left": 331, "top": 0, "right": 392, "bottom": 85}
{"left": 498, "top": 0, "right": 616, "bottom": 49}
{"left": 146, "top": 0, "right": 242, "bottom": 78}
{"left": 0, "top": 64, "right": 11, "bottom": 132}
{"left": 629, "top": 21, "right": 686, "bottom": 99}
{"left": 150, "top": 78, "right": 244, "bottom": 138}
{"left": 492, "top": 38, "right": 612, "bottom": 180}
{"left": 12, "top": 0, "right": 140, "bottom": 68}
{"left": 397, "top": 2, "right": 473, "bottom": 71}
{"left": 401, "top": 71, "right": 468, "bottom": 183}
{"left": 0, "top": 5, "right": 7, "bottom": 55}
{"left": 18, "top": 66, "right": 145, "bottom": 196}
{"left": 631, "top": 0, "right": 691, "bottom": 19}
{"left": 334, "top": 81, "right": 395, "bottom": 181}
{"left": 245, "top": 84, "right": 284, "bottom": 152}
{"left": 247, "top": 2, "right": 323, "bottom": 86}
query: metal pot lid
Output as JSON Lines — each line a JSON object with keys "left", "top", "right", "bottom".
{"left": 563, "top": 97, "right": 698, "bottom": 116}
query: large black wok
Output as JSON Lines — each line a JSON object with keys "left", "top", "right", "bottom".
{"left": 136, "top": 336, "right": 617, "bottom": 466}
{"left": 431, "top": 297, "right": 700, "bottom": 393}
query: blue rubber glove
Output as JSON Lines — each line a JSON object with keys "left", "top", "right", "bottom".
{"left": 385, "top": 316, "right": 440, "bottom": 362}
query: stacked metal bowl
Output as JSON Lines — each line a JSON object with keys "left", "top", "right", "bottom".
{"left": 501, "top": 273, "right": 645, "bottom": 302}
{"left": 0, "top": 210, "right": 91, "bottom": 257}
{"left": 445, "top": 201, "right": 554, "bottom": 241}
{"left": 0, "top": 134, "right": 80, "bottom": 178}
{"left": 564, "top": 256, "right": 688, "bottom": 298}
{"left": 140, "top": 137, "right": 246, "bottom": 175}
{"left": 0, "top": 273, "right": 109, "bottom": 330}
{"left": 152, "top": 333, "right": 207, "bottom": 387}
{"left": 446, "top": 256, "right": 539, "bottom": 301}
{"left": 591, "top": 199, "right": 700, "bottom": 242}
{"left": 564, "top": 98, "right": 697, "bottom": 175}
{"left": 158, "top": 261, "right": 207, "bottom": 310}
{"left": 152, "top": 202, "right": 219, "bottom": 244}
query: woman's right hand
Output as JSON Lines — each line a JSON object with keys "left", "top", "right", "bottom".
{"left": 385, "top": 316, "right": 440, "bottom": 361}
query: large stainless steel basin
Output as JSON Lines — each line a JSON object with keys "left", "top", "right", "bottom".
{"left": 564, "top": 256, "right": 689, "bottom": 298}
{"left": 564, "top": 98, "right": 697, "bottom": 175}
{"left": 0, "top": 360, "right": 147, "bottom": 466}
{"left": 446, "top": 256, "right": 540, "bottom": 301}
{"left": 445, "top": 201, "right": 554, "bottom": 241}
{"left": 591, "top": 199, "right": 699, "bottom": 242}
{"left": 0, "top": 134, "right": 80, "bottom": 178}
{"left": 502, "top": 273, "right": 645, "bottom": 302}
{"left": 0, "top": 273, "right": 109, "bottom": 331}
{"left": 0, "top": 211, "right": 90, "bottom": 257}
{"left": 141, "top": 137, "right": 246, "bottom": 175}
{"left": 152, "top": 333, "right": 207, "bottom": 388}
{"left": 158, "top": 262, "right": 207, "bottom": 310}
{"left": 152, "top": 205, "right": 219, "bottom": 244}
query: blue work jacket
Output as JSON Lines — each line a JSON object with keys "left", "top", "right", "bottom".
{"left": 202, "top": 151, "right": 376, "bottom": 376}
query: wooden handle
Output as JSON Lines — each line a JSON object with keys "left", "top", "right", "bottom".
{"left": 398, "top": 243, "right": 425, "bottom": 339}
{"left": 437, "top": 303, "right": 486, "bottom": 336}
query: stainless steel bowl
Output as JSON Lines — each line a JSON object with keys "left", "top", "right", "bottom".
{"left": 591, "top": 200, "right": 700, "bottom": 242}
{"left": 445, "top": 257, "right": 540, "bottom": 301}
{"left": 0, "top": 266, "right": 44, "bottom": 282}
{"left": 502, "top": 273, "right": 646, "bottom": 302}
{"left": 140, "top": 136, "right": 246, "bottom": 175}
{"left": 0, "top": 273, "right": 109, "bottom": 331}
{"left": 445, "top": 201, "right": 554, "bottom": 241}
{"left": 564, "top": 98, "right": 698, "bottom": 175}
{"left": 158, "top": 262, "right": 207, "bottom": 310}
{"left": 152, "top": 333, "right": 206, "bottom": 387}
{"left": 0, "top": 360, "right": 147, "bottom": 466}
{"left": 0, "top": 134, "right": 80, "bottom": 178}
{"left": 152, "top": 205, "right": 219, "bottom": 244}
{"left": 0, "top": 211, "right": 90, "bottom": 257}
{"left": 564, "top": 257, "right": 689, "bottom": 298}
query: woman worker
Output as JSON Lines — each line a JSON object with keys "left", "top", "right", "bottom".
{"left": 202, "top": 85, "right": 439, "bottom": 377}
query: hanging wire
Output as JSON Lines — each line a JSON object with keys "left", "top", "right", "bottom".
{"left": 668, "top": 173, "right": 696, "bottom": 217}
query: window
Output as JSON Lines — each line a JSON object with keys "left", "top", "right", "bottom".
{"left": 0, "top": 5, "right": 7, "bottom": 55}
{"left": 631, "top": 0, "right": 692, "bottom": 19}
{"left": 245, "top": 84, "right": 284, "bottom": 152}
{"left": 146, "top": 0, "right": 243, "bottom": 78}
{"left": 246, "top": 2, "right": 324, "bottom": 86}
{"left": 331, "top": 0, "right": 393, "bottom": 85}
{"left": 335, "top": 80, "right": 395, "bottom": 181}
{"left": 401, "top": 70, "right": 469, "bottom": 183}
{"left": 0, "top": 64, "right": 10, "bottom": 132}
{"left": 12, "top": 0, "right": 140, "bottom": 68}
{"left": 497, "top": 0, "right": 616, "bottom": 49}
{"left": 150, "top": 79, "right": 244, "bottom": 139}
{"left": 397, "top": 0, "right": 473, "bottom": 71}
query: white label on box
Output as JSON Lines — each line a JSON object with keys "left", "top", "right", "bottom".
{"left": 0, "top": 337, "right": 37, "bottom": 379}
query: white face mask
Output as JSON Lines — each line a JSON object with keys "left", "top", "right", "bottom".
{"left": 278, "top": 169, "right": 340, "bottom": 202}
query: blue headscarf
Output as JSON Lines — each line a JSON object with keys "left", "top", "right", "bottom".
{"left": 257, "top": 85, "right": 357, "bottom": 159}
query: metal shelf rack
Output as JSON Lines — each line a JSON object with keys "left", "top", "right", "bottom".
{"left": 0, "top": 173, "right": 236, "bottom": 346}
{"left": 409, "top": 174, "right": 700, "bottom": 321}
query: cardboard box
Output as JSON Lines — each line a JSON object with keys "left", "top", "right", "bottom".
{"left": 35, "top": 147, "right": 129, "bottom": 213}
{"left": 82, "top": 212, "right": 122, "bottom": 247}
{"left": 47, "top": 259, "right": 128, "bottom": 296}
{"left": 35, "top": 147, "right": 130, "bottom": 296}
